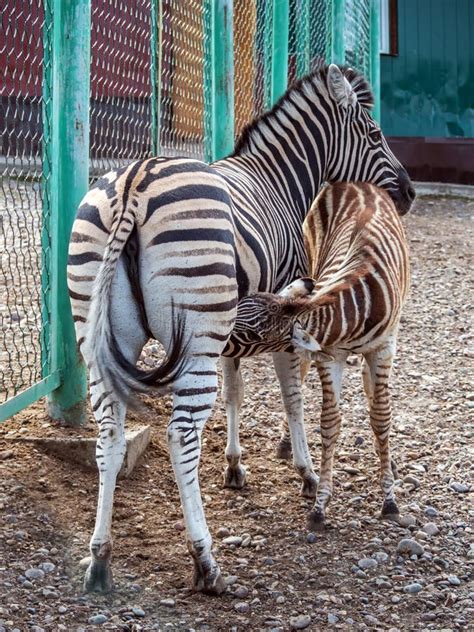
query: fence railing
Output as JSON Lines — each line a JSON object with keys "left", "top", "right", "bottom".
{"left": 0, "top": 0, "right": 379, "bottom": 424}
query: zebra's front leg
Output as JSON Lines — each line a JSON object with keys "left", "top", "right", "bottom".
{"left": 221, "top": 357, "right": 246, "bottom": 489}
{"left": 363, "top": 342, "right": 399, "bottom": 520}
{"left": 308, "top": 357, "right": 345, "bottom": 530}
{"left": 169, "top": 363, "right": 226, "bottom": 595}
{"left": 84, "top": 369, "right": 127, "bottom": 593}
{"left": 273, "top": 352, "right": 318, "bottom": 499}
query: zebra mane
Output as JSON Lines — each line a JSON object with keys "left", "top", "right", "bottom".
{"left": 233, "top": 64, "right": 374, "bottom": 157}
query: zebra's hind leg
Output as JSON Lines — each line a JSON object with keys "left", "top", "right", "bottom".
{"left": 84, "top": 369, "right": 127, "bottom": 593}
{"left": 308, "top": 357, "right": 345, "bottom": 530}
{"left": 221, "top": 358, "right": 247, "bottom": 489}
{"left": 273, "top": 353, "right": 318, "bottom": 499}
{"left": 362, "top": 341, "right": 399, "bottom": 521}
{"left": 169, "top": 361, "right": 226, "bottom": 595}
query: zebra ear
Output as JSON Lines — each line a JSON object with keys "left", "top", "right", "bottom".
{"left": 291, "top": 322, "right": 320, "bottom": 352}
{"left": 327, "top": 64, "right": 357, "bottom": 108}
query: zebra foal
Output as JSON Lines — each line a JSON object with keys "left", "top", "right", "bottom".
{"left": 239, "top": 182, "right": 410, "bottom": 528}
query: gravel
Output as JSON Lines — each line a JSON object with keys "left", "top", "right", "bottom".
{"left": 0, "top": 197, "right": 473, "bottom": 630}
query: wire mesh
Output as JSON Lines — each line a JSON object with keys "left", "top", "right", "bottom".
{"left": 344, "top": 0, "right": 371, "bottom": 76}
{"left": 0, "top": 0, "right": 52, "bottom": 403}
{"left": 233, "top": 0, "right": 267, "bottom": 140}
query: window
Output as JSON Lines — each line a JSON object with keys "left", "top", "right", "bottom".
{"left": 380, "top": 0, "right": 398, "bottom": 56}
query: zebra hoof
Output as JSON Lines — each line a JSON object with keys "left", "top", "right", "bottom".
{"left": 300, "top": 472, "right": 319, "bottom": 499}
{"left": 223, "top": 464, "right": 247, "bottom": 489}
{"left": 307, "top": 508, "right": 326, "bottom": 532}
{"left": 276, "top": 440, "right": 292, "bottom": 461}
{"left": 192, "top": 562, "right": 227, "bottom": 596}
{"left": 83, "top": 559, "right": 114, "bottom": 593}
{"left": 381, "top": 499, "right": 400, "bottom": 521}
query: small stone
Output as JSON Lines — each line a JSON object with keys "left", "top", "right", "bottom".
{"left": 40, "top": 562, "right": 55, "bottom": 573}
{"left": 88, "top": 615, "right": 108, "bottom": 625}
{"left": 424, "top": 506, "right": 438, "bottom": 517}
{"left": 327, "top": 613, "right": 338, "bottom": 624}
{"left": 372, "top": 551, "right": 389, "bottom": 563}
{"left": 447, "top": 575, "right": 461, "bottom": 586}
{"left": 234, "top": 585, "right": 249, "bottom": 598}
{"left": 391, "top": 595, "right": 401, "bottom": 604}
{"left": 422, "top": 522, "right": 439, "bottom": 536}
{"left": 216, "top": 527, "right": 230, "bottom": 538}
{"left": 78, "top": 556, "right": 91, "bottom": 568}
{"left": 365, "top": 615, "right": 380, "bottom": 626}
{"left": 306, "top": 532, "right": 317, "bottom": 544}
{"left": 398, "top": 514, "right": 416, "bottom": 528}
{"left": 397, "top": 538, "right": 424, "bottom": 557}
{"left": 289, "top": 614, "right": 312, "bottom": 630}
{"left": 403, "top": 475, "right": 420, "bottom": 488}
{"left": 276, "top": 595, "right": 285, "bottom": 604}
{"left": 0, "top": 450, "right": 14, "bottom": 460}
{"left": 132, "top": 607, "right": 145, "bottom": 617}
{"left": 160, "top": 598, "right": 175, "bottom": 608}
{"left": 404, "top": 582, "right": 423, "bottom": 594}
{"left": 234, "top": 601, "right": 249, "bottom": 614}
{"left": 58, "top": 606, "right": 67, "bottom": 614}
{"left": 25, "top": 568, "right": 45, "bottom": 580}
{"left": 358, "top": 557, "right": 378, "bottom": 570}
{"left": 223, "top": 536, "right": 243, "bottom": 546}
{"left": 450, "top": 482, "right": 471, "bottom": 493}
{"left": 225, "top": 575, "right": 239, "bottom": 586}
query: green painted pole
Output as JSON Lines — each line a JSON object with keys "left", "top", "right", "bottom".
{"left": 150, "top": 0, "right": 162, "bottom": 155}
{"left": 370, "top": 0, "right": 381, "bottom": 123}
{"left": 331, "top": 0, "right": 345, "bottom": 65}
{"left": 203, "top": 0, "right": 213, "bottom": 162}
{"left": 270, "top": 0, "right": 289, "bottom": 103}
{"left": 296, "top": 0, "right": 310, "bottom": 77}
{"left": 47, "top": 0, "right": 89, "bottom": 425}
{"left": 209, "top": 0, "right": 234, "bottom": 161}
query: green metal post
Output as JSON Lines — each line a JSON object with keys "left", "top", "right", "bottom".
{"left": 203, "top": 0, "right": 213, "bottom": 162}
{"left": 331, "top": 0, "right": 345, "bottom": 65}
{"left": 47, "top": 0, "right": 89, "bottom": 425}
{"left": 296, "top": 0, "right": 310, "bottom": 77}
{"left": 370, "top": 0, "right": 381, "bottom": 123}
{"left": 150, "top": 0, "right": 162, "bottom": 155}
{"left": 270, "top": 0, "right": 289, "bottom": 104}
{"left": 207, "top": 0, "right": 234, "bottom": 161}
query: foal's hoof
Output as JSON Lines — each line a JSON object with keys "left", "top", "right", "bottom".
{"left": 193, "top": 564, "right": 227, "bottom": 596}
{"left": 83, "top": 559, "right": 114, "bottom": 593}
{"left": 276, "top": 440, "right": 292, "bottom": 461}
{"left": 381, "top": 499, "right": 400, "bottom": 522}
{"left": 300, "top": 473, "right": 319, "bottom": 499}
{"left": 224, "top": 464, "right": 247, "bottom": 489}
{"left": 307, "top": 509, "right": 326, "bottom": 532}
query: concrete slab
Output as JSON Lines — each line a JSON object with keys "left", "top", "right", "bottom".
{"left": 11, "top": 426, "right": 151, "bottom": 478}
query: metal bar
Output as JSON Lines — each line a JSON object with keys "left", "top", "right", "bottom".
{"left": 47, "top": 0, "right": 89, "bottom": 426}
{"left": 0, "top": 372, "right": 61, "bottom": 424}
{"left": 331, "top": 0, "right": 345, "bottom": 64}
{"left": 370, "top": 0, "right": 381, "bottom": 122}
{"left": 296, "top": 0, "right": 310, "bottom": 77}
{"left": 203, "top": 0, "right": 214, "bottom": 162}
{"left": 270, "top": 0, "right": 289, "bottom": 103}
{"left": 150, "top": 0, "right": 162, "bottom": 155}
{"left": 40, "top": 0, "right": 53, "bottom": 379}
{"left": 210, "top": 0, "right": 234, "bottom": 161}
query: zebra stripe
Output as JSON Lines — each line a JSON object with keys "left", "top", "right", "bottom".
{"left": 68, "top": 64, "right": 414, "bottom": 594}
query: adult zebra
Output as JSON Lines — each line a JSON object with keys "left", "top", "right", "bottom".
{"left": 68, "top": 65, "right": 414, "bottom": 595}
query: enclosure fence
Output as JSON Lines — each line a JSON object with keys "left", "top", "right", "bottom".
{"left": 0, "top": 0, "right": 380, "bottom": 424}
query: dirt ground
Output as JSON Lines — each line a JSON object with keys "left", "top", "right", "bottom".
{"left": 0, "top": 197, "right": 473, "bottom": 632}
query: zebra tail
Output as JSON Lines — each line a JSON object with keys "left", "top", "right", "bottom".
{"left": 84, "top": 194, "right": 188, "bottom": 405}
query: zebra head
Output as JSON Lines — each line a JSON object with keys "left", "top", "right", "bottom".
{"left": 233, "top": 291, "right": 318, "bottom": 353}
{"left": 325, "top": 65, "right": 415, "bottom": 215}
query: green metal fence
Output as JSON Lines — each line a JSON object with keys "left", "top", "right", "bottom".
{"left": 0, "top": 0, "right": 379, "bottom": 424}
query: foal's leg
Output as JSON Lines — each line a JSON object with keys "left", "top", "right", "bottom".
{"left": 273, "top": 352, "right": 318, "bottom": 498}
{"left": 221, "top": 357, "right": 246, "bottom": 488}
{"left": 84, "top": 261, "right": 147, "bottom": 592}
{"left": 168, "top": 360, "right": 225, "bottom": 594}
{"left": 308, "top": 355, "right": 346, "bottom": 529}
{"left": 362, "top": 339, "right": 399, "bottom": 519}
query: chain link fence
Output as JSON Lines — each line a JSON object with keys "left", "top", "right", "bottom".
{"left": 0, "top": 0, "right": 378, "bottom": 420}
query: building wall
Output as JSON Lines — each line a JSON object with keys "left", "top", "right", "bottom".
{"left": 381, "top": 0, "right": 474, "bottom": 139}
